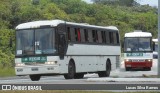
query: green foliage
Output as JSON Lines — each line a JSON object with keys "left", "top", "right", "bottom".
{"left": 92, "top": 0, "right": 139, "bottom": 6}
{"left": 0, "top": 0, "right": 158, "bottom": 72}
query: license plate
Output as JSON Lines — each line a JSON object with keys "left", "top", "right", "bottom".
{"left": 31, "top": 68, "right": 38, "bottom": 71}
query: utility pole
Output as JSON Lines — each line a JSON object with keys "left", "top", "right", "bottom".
{"left": 158, "top": 0, "right": 160, "bottom": 77}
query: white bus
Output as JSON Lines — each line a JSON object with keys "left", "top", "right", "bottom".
{"left": 15, "top": 20, "right": 121, "bottom": 81}
{"left": 124, "top": 30, "right": 153, "bottom": 71}
{"left": 152, "top": 39, "right": 158, "bottom": 59}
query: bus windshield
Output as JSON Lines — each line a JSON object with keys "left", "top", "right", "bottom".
{"left": 16, "top": 28, "right": 56, "bottom": 55}
{"left": 124, "top": 37, "right": 152, "bottom": 52}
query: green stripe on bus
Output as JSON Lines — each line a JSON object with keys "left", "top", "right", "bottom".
{"left": 21, "top": 56, "right": 47, "bottom": 62}
{"left": 126, "top": 53, "right": 143, "bottom": 57}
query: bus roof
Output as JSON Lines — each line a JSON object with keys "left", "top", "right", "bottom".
{"left": 16, "top": 19, "right": 119, "bottom": 31}
{"left": 124, "top": 31, "right": 152, "bottom": 37}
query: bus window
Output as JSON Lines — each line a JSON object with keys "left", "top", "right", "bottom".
{"left": 113, "top": 32, "right": 117, "bottom": 44}
{"left": 70, "top": 28, "right": 76, "bottom": 42}
{"left": 109, "top": 32, "right": 113, "bottom": 44}
{"left": 77, "top": 28, "right": 81, "bottom": 42}
{"left": 67, "top": 27, "right": 71, "bottom": 41}
{"left": 101, "top": 31, "right": 106, "bottom": 43}
{"left": 116, "top": 32, "right": 119, "bottom": 44}
{"left": 106, "top": 31, "right": 110, "bottom": 44}
{"left": 95, "top": 30, "right": 98, "bottom": 43}
{"left": 80, "top": 29, "right": 85, "bottom": 42}
{"left": 97, "top": 31, "right": 102, "bottom": 43}
{"left": 92, "top": 30, "right": 97, "bottom": 43}
{"left": 88, "top": 30, "right": 93, "bottom": 43}
{"left": 74, "top": 28, "right": 81, "bottom": 42}
{"left": 74, "top": 28, "right": 78, "bottom": 41}
{"left": 84, "top": 29, "right": 88, "bottom": 42}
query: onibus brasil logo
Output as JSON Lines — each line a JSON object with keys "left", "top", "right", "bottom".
{"left": 1, "top": 85, "right": 42, "bottom": 90}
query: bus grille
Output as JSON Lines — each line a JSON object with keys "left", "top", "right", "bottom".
{"left": 25, "top": 62, "right": 45, "bottom": 65}
{"left": 132, "top": 59, "right": 145, "bottom": 62}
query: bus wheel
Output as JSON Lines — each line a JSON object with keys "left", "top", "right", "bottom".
{"left": 125, "top": 67, "right": 130, "bottom": 71}
{"left": 29, "top": 75, "right": 41, "bottom": 81}
{"left": 64, "top": 61, "right": 75, "bottom": 79}
{"left": 98, "top": 61, "right": 111, "bottom": 77}
{"left": 74, "top": 73, "right": 84, "bottom": 79}
{"left": 105, "top": 62, "right": 111, "bottom": 77}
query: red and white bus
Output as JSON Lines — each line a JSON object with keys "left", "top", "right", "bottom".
{"left": 124, "top": 30, "right": 153, "bottom": 71}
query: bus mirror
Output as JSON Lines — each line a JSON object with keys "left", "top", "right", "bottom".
{"left": 58, "top": 34, "right": 65, "bottom": 59}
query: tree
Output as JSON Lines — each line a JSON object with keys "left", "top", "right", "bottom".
{"left": 92, "top": 0, "right": 140, "bottom": 6}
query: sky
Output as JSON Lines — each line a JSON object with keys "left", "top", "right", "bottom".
{"left": 139, "top": 0, "right": 158, "bottom": 7}
{"left": 84, "top": 0, "right": 158, "bottom": 7}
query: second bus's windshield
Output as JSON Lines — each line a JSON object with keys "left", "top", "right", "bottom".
{"left": 124, "top": 37, "right": 152, "bottom": 52}
{"left": 16, "top": 28, "right": 56, "bottom": 55}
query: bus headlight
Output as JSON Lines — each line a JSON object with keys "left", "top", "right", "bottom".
{"left": 45, "top": 61, "right": 57, "bottom": 65}
{"left": 145, "top": 59, "right": 152, "bottom": 62}
{"left": 16, "top": 63, "right": 25, "bottom": 67}
{"left": 125, "top": 59, "right": 131, "bottom": 62}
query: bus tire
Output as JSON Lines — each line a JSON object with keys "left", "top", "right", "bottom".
{"left": 98, "top": 61, "right": 111, "bottom": 77}
{"left": 64, "top": 61, "right": 75, "bottom": 79}
{"left": 74, "top": 73, "right": 84, "bottom": 79}
{"left": 105, "top": 61, "right": 111, "bottom": 77}
{"left": 29, "top": 75, "right": 41, "bottom": 81}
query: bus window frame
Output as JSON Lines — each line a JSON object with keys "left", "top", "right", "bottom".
{"left": 123, "top": 37, "right": 153, "bottom": 53}
{"left": 15, "top": 27, "right": 58, "bottom": 58}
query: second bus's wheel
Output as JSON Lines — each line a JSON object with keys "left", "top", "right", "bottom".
{"left": 74, "top": 73, "right": 84, "bottom": 79}
{"left": 98, "top": 62, "right": 111, "bottom": 77}
{"left": 29, "top": 75, "right": 41, "bottom": 81}
{"left": 64, "top": 62, "right": 75, "bottom": 79}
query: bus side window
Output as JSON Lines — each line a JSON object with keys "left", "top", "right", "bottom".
{"left": 84, "top": 29, "right": 88, "bottom": 42}
{"left": 92, "top": 30, "right": 98, "bottom": 43}
{"left": 81, "top": 29, "right": 85, "bottom": 42}
{"left": 101, "top": 31, "right": 106, "bottom": 43}
{"left": 77, "top": 28, "right": 81, "bottom": 42}
{"left": 92, "top": 30, "right": 96, "bottom": 42}
{"left": 116, "top": 32, "right": 119, "bottom": 44}
{"left": 67, "top": 27, "right": 71, "bottom": 41}
{"left": 95, "top": 31, "right": 98, "bottom": 43}
{"left": 106, "top": 31, "right": 110, "bottom": 44}
{"left": 74, "top": 28, "right": 78, "bottom": 41}
{"left": 97, "top": 31, "right": 102, "bottom": 43}
{"left": 74, "top": 28, "right": 81, "bottom": 42}
{"left": 70, "top": 28, "right": 76, "bottom": 42}
{"left": 109, "top": 32, "right": 113, "bottom": 44}
{"left": 88, "top": 30, "right": 93, "bottom": 43}
{"left": 113, "top": 32, "right": 117, "bottom": 44}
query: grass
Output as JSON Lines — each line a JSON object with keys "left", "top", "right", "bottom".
{"left": 0, "top": 91, "right": 159, "bottom": 93}
{"left": 0, "top": 67, "right": 15, "bottom": 77}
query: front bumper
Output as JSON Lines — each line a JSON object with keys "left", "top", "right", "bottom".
{"left": 15, "top": 65, "right": 59, "bottom": 75}
{"left": 125, "top": 61, "right": 152, "bottom": 68}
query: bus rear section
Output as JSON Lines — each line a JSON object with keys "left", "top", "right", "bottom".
{"left": 124, "top": 31, "right": 153, "bottom": 71}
